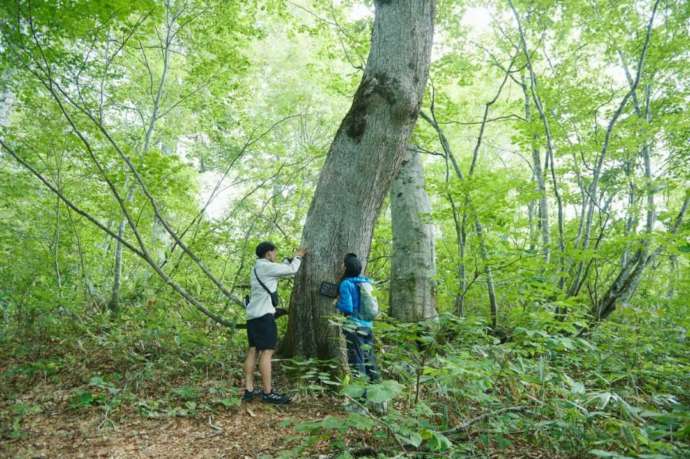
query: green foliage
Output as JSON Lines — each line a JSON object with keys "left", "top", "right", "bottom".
{"left": 283, "top": 357, "right": 341, "bottom": 395}
{"left": 280, "top": 309, "right": 689, "bottom": 457}
{"left": 1, "top": 0, "right": 689, "bottom": 457}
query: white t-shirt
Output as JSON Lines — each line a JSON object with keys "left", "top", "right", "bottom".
{"left": 246, "top": 257, "right": 302, "bottom": 320}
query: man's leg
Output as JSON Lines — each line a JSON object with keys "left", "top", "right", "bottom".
{"left": 244, "top": 347, "right": 257, "bottom": 391}
{"left": 253, "top": 314, "right": 287, "bottom": 404}
{"left": 259, "top": 349, "right": 274, "bottom": 394}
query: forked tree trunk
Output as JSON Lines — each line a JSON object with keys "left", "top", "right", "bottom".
{"left": 593, "top": 193, "right": 689, "bottom": 321}
{"left": 281, "top": 0, "right": 435, "bottom": 359}
{"left": 390, "top": 149, "right": 437, "bottom": 322}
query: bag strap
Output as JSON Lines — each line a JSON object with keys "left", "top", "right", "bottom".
{"left": 355, "top": 281, "right": 374, "bottom": 318}
{"left": 354, "top": 281, "right": 366, "bottom": 318}
{"left": 254, "top": 267, "right": 275, "bottom": 295}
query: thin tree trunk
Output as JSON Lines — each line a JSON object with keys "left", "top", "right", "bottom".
{"left": 108, "top": 7, "right": 173, "bottom": 311}
{"left": 666, "top": 255, "right": 678, "bottom": 299}
{"left": 1, "top": 139, "right": 235, "bottom": 328}
{"left": 65, "top": 205, "right": 97, "bottom": 303}
{"left": 510, "top": 3, "right": 564, "bottom": 285}
{"left": 420, "top": 109, "right": 500, "bottom": 327}
{"left": 281, "top": 0, "right": 435, "bottom": 359}
{"left": 577, "top": 0, "right": 659, "bottom": 252}
{"left": 593, "top": 193, "right": 689, "bottom": 321}
{"left": 464, "top": 56, "right": 512, "bottom": 324}
{"left": 475, "top": 220, "right": 498, "bottom": 328}
{"left": 53, "top": 189, "right": 62, "bottom": 292}
{"left": 522, "top": 72, "right": 550, "bottom": 263}
{"left": 620, "top": 84, "right": 655, "bottom": 304}
{"left": 598, "top": 49, "right": 657, "bottom": 309}
{"left": 419, "top": 105, "right": 468, "bottom": 316}
{"left": 109, "top": 183, "right": 135, "bottom": 312}
{"left": 420, "top": 102, "right": 501, "bottom": 326}
{"left": 390, "top": 149, "right": 437, "bottom": 322}
{"left": 527, "top": 187, "right": 536, "bottom": 253}
{"left": 109, "top": 219, "right": 125, "bottom": 312}
{"left": 450, "top": 196, "right": 467, "bottom": 316}
{"left": 621, "top": 159, "right": 639, "bottom": 268}
{"left": 420, "top": 50, "right": 514, "bottom": 328}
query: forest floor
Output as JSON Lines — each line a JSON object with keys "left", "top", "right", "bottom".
{"left": 0, "top": 329, "right": 601, "bottom": 458}
{"left": 1, "top": 381, "right": 343, "bottom": 458}
{"left": 0, "top": 378, "right": 551, "bottom": 459}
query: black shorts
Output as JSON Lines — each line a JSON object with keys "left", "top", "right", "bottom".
{"left": 246, "top": 313, "right": 277, "bottom": 350}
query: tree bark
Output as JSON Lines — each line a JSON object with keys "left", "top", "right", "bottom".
{"left": 281, "top": 0, "right": 435, "bottom": 359}
{"left": 390, "top": 149, "right": 437, "bottom": 322}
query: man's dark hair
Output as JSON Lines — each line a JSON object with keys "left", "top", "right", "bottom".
{"left": 343, "top": 253, "right": 362, "bottom": 279}
{"left": 256, "top": 241, "right": 277, "bottom": 258}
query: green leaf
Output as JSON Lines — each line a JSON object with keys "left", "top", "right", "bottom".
{"left": 366, "top": 380, "right": 403, "bottom": 403}
{"left": 342, "top": 383, "right": 366, "bottom": 399}
{"left": 217, "top": 398, "right": 239, "bottom": 408}
{"left": 421, "top": 429, "right": 453, "bottom": 451}
{"left": 398, "top": 431, "right": 422, "bottom": 448}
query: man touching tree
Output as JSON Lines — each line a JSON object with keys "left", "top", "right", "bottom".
{"left": 242, "top": 242, "right": 306, "bottom": 404}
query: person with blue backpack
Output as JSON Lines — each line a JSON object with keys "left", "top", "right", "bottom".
{"left": 336, "top": 253, "right": 380, "bottom": 383}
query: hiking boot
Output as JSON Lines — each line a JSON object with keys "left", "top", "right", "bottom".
{"left": 261, "top": 390, "right": 290, "bottom": 405}
{"left": 241, "top": 388, "right": 260, "bottom": 402}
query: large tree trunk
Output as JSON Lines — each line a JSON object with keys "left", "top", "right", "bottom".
{"left": 281, "top": 0, "right": 435, "bottom": 359}
{"left": 390, "top": 149, "right": 437, "bottom": 322}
